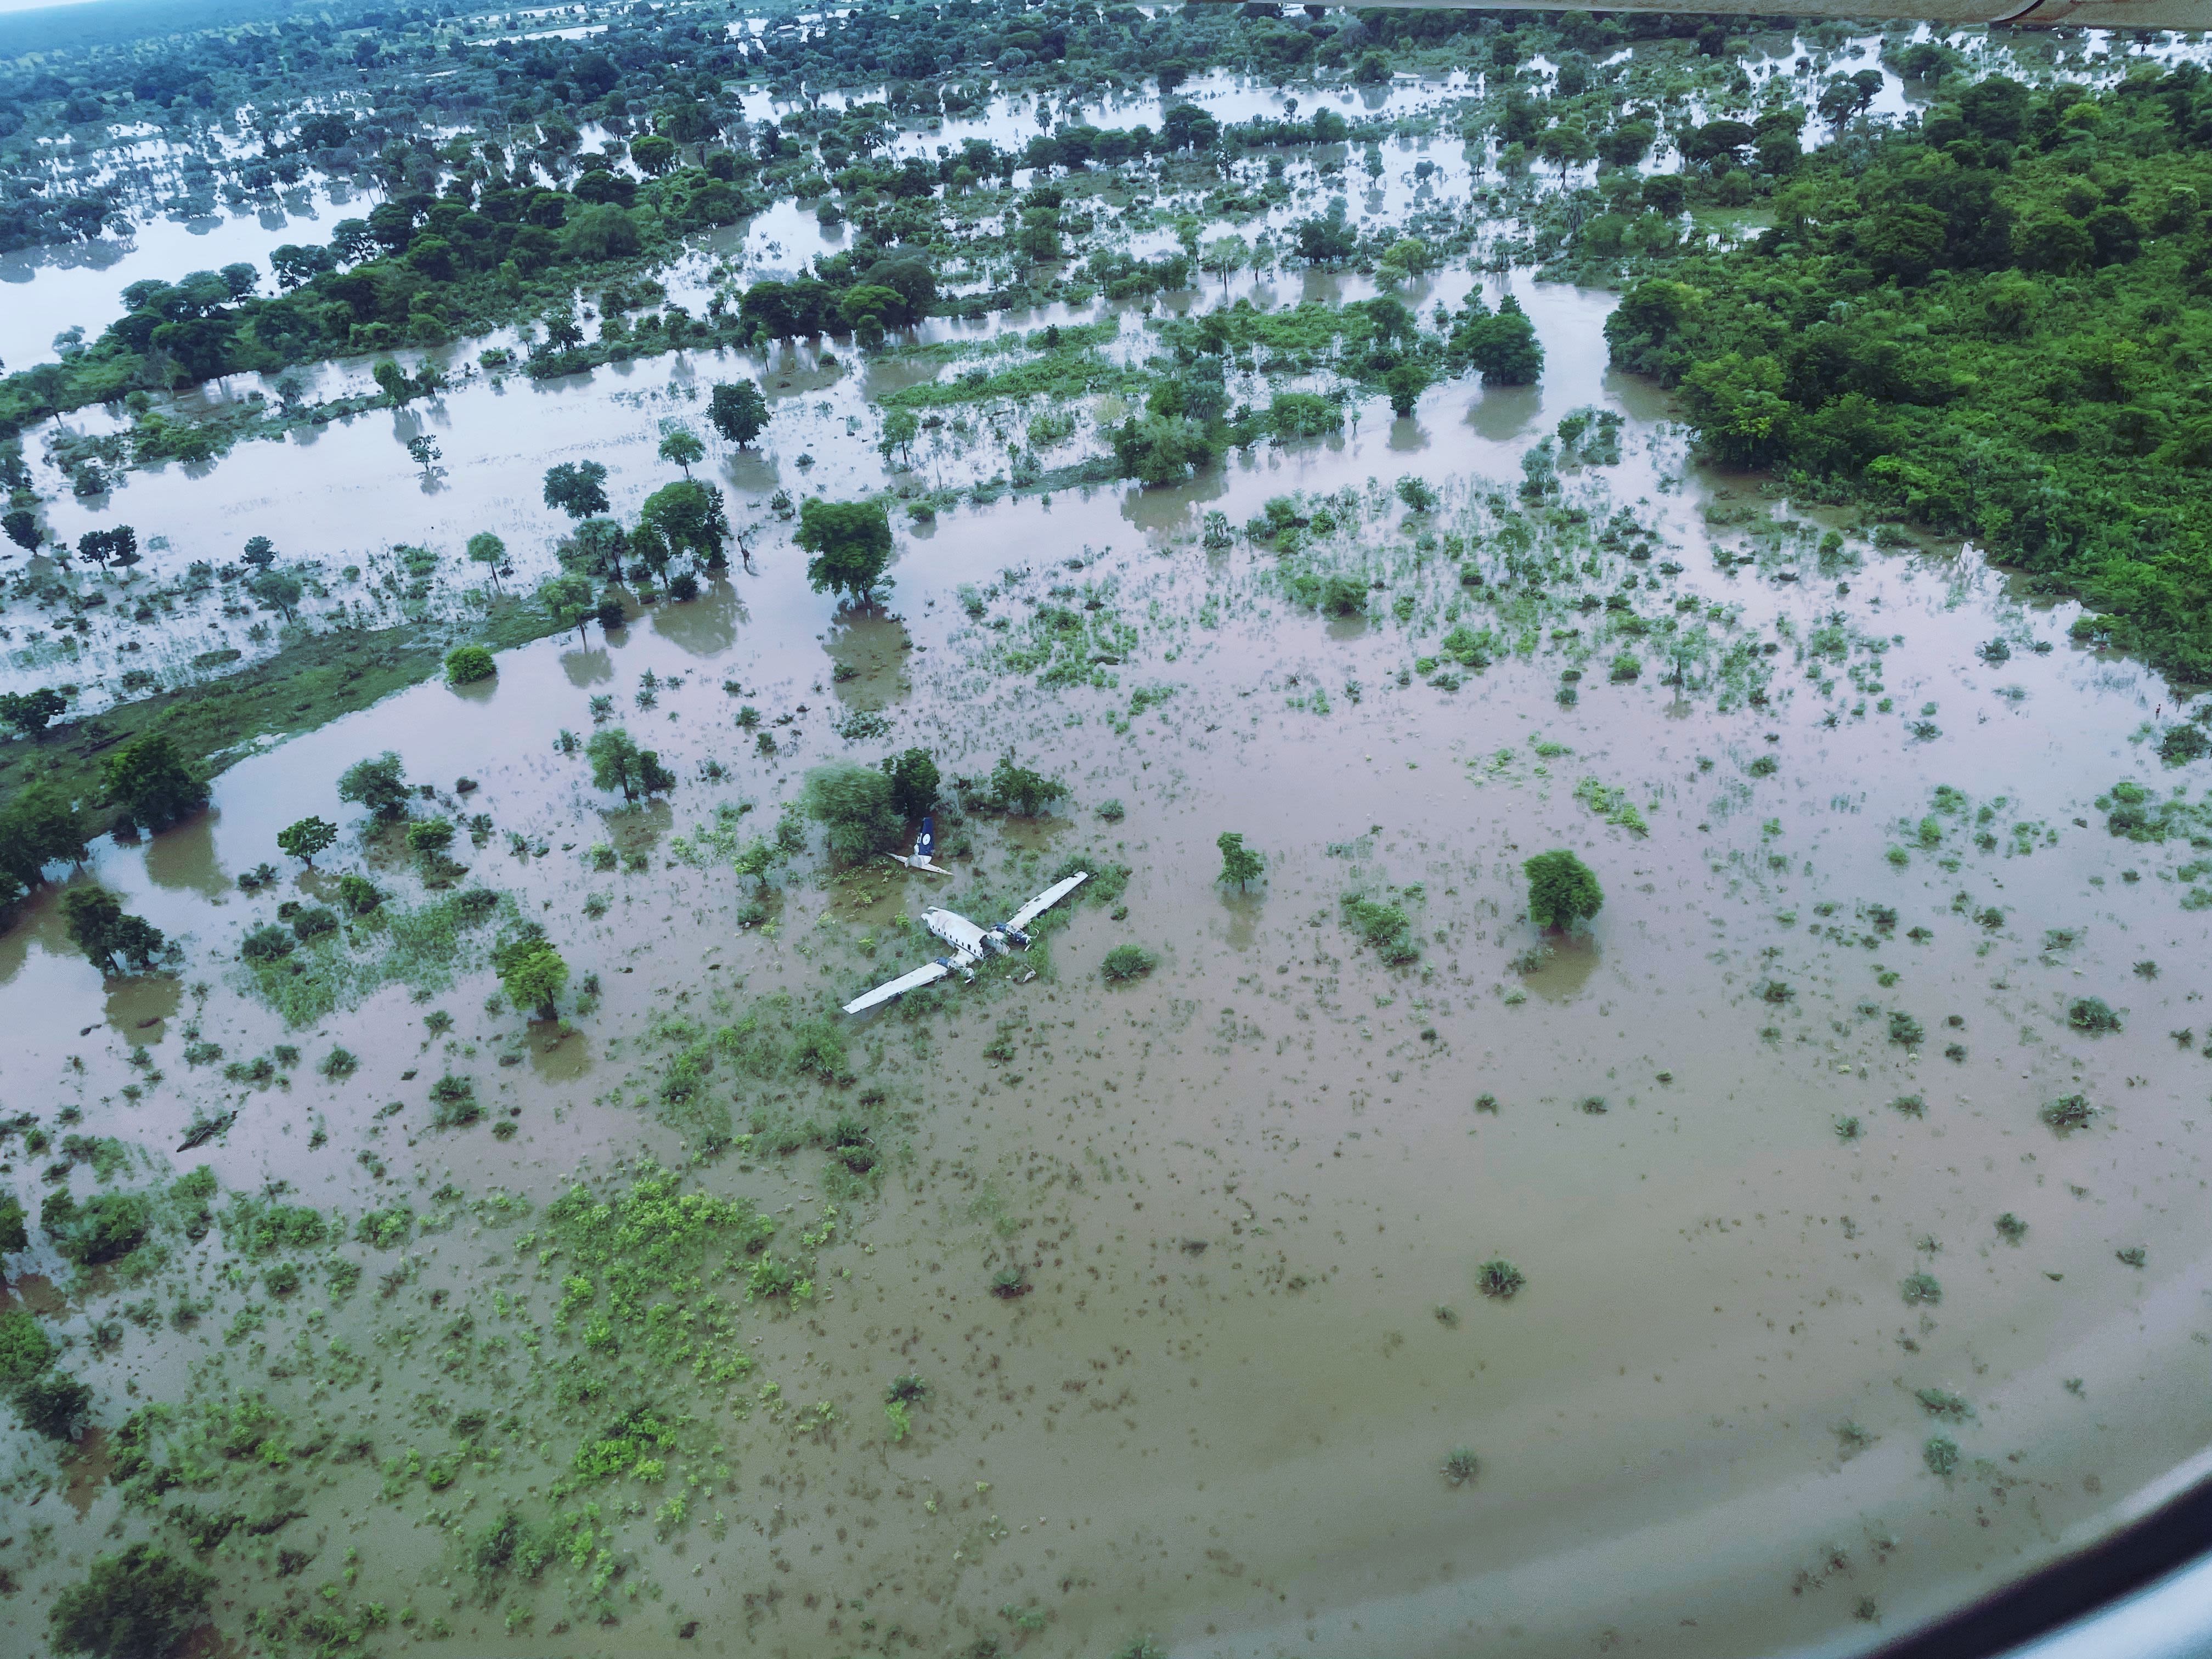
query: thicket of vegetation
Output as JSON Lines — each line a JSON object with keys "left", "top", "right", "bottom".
{"left": 1606, "top": 69, "right": 2212, "bottom": 680}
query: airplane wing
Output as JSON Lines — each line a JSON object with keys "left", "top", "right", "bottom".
{"left": 842, "top": 958, "right": 953, "bottom": 1015}
{"left": 1006, "top": 872, "right": 1087, "bottom": 933}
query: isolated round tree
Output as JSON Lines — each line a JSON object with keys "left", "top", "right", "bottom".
{"left": 1523, "top": 849, "right": 1603, "bottom": 933}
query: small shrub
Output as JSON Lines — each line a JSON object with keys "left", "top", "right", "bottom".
{"left": 1101, "top": 944, "right": 1159, "bottom": 983}
{"left": 1900, "top": 1272, "right": 1942, "bottom": 1306}
{"left": 444, "top": 645, "right": 496, "bottom": 685}
{"left": 1995, "top": 1212, "right": 2027, "bottom": 1244}
{"left": 1477, "top": 1259, "right": 1525, "bottom": 1300}
{"left": 318, "top": 1047, "right": 359, "bottom": 1080}
{"left": 1440, "top": 1446, "right": 1479, "bottom": 1486}
{"left": 2117, "top": 1246, "right": 2147, "bottom": 1268}
{"left": 1887, "top": 1012, "right": 1925, "bottom": 1048}
{"left": 2067, "top": 996, "right": 2122, "bottom": 1033}
{"left": 1923, "top": 1435, "right": 1960, "bottom": 1479}
{"left": 240, "top": 924, "right": 295, "bottom": 963}
{"left": 2040, "top": 1094, "right": 2098, "bottom": 1134}
{"left": 990, "top": 1263, "right": 1031, "bottom": 1299}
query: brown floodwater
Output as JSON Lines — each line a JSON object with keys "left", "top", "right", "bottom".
{"left": 2, "top": 266, "right": 2209, "bottom": 1659}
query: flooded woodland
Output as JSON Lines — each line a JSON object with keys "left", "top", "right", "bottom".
{"left": 4, "top": 4, "right": 2212, "bottom": 1659}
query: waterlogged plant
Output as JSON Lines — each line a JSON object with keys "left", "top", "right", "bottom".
{"left": 2040, "top": 1094, "right": 2098, "bottom": 1135}
{"left": 2068, "top": 997, "right": 2123, "bottom": 1033}
{"left": 1477, "top": 1259, "right": 1526, "bottom": 1301}
{"left": 1440, "top": 1446, "right": 1480, "bottom": 1487}
{"left": 1901, "top": 1272, "right": 1943, "bottom": 1307}
{"left": 1340, "top": 892, "right": 1419, "bottom": 963}
{"left": 1101, "top": 944, "right": 1159, "bottom": 983}
{"left": 1523, "top": 849, "right": 1603, "bottom": 933}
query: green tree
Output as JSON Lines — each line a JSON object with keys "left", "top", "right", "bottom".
{"left": 2, "top": 508, "right": 41, "bottom": 551}
{"left": 0, "top": 687, "right": 67, "bottom": 741}
{"left": 1524, "top": 849, "right": 1604, "bottom": 932}
{"left": 1453, "top": 294, "right": 1544, "bottom": 386}
{"left": 989, "top": 755, "right": 1068, "bottom": 817}
{"left": 14, "top": 1369, "right": 92, "bottom": 1440}
{"left": 373, "top": 359, "right": 420, "bottom": 405}
{"left": 101, "top": 733, "right": 208, "bottom": 832}
{"left": 405, "top": 434, "right": 441, "bottom": 476}
{"left": 240, "top": 535, "right": 278, "bottom": 571}
{"left": 75, "top": 525, "right": 137, "bottom": 578}
{"left": 708, "top": 381, "right": 770, "bottom": 445}
{"left": 50, "top": 1543, "right": 215, "bottom": 1659}
{"left": 585, "top": 727, "right": 675, "bottom": 802}
{"left": 801, "top": 761, "right": 901, "bottom": 861}
{"left": 881, "top": 748, "right": 939, "bottom": 819}
{"left": 0, "top": 781, "right": 88, "bottom": 887}
{"left": 637, "top": 479, "right": 730, "bottom": 566}
{"left": 797, "top": 499, "right": 894, "bottom": 602}
{"left": 1200, "top": 232, "right": 1249, "bottom": 294}
{"left": 0, "top": 1198, "right": 27, "bottom": 1261}
{"left": 879, "top": 407, "right": 920, "bottom": 464}
{"left": 61, "top": 886, "right": 166, "bottom": 973}
{"left": 467, "top": 531, "right": 507, "bottom": 591}
{"left": 1217, "top": 831, "right": 1265, "bottom": 889}
{"left": 337, "top": 751, "right": 410, "bottom": 821}
{"left": 0, "top": 1308, "right": 54, "bottom": 1383}
{"left": 543, "top": 460, "right": 611, "bottom": 520}
{"left": 276, "top": 815, "right": 336, "bottom": 867}
{"left": 537, "top": 572, "right": 595, "bottom": 641}
{"left": 498, "top": 938, "right": 570, "bottom": 1019}
{"left": 245, "top": 567, "right": 303, "bottom": 621}
{"left": 658, "top": 426, "right": 704, "bottom": 478}
{"left": 1384, "top": 363, "right": 1432, "bottom": 417}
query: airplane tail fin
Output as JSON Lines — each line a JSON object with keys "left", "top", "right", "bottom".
{"left": 914, "top": 814, "right": 935, "bottom": 862}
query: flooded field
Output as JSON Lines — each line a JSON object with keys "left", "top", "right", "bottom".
{"left": 7, "top": 9, "right": 2212, "bottom": 1656}
{"left": 5, "top": 249, "right": 2211, "bottom": 1659}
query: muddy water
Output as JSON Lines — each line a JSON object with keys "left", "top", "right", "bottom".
{"left": 4, "top": 247, "right": 2211, "bottom": 1659}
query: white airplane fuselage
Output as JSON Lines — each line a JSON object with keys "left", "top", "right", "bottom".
{"left": 922, "top": 907, "right": 996, "bottom": 964}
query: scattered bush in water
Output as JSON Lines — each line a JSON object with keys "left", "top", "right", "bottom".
{"left": 1340, "top": 892, "right": 1419, "bottom": 963}
{"left": 1477, "top": 1259, "right": 1526, "bottom": 1301}
{"left": 1923, "top": 1435, "right": 1960, "bottom": 1480}
{"left": 1523, "top": 849, "right": 1603, "bottom": 933}
{"left": 1916, "top": 1388, "right": 1973, "bottom": 1422}
{"left": 2040, "top": 1094, "right": 2098, "bottom": 1135}
{"left": 1900, "top": 1272, "right": 1943, "bottom": 1306}
{"left": 2068, "top": 996, "right": 2123, "bottom": 1033}
{"left": 444, "top": 645, "right": 496, "bottom": 686}
{"left": 1440, "top": 1446, "right": 1479, "bottom": 1487}
{"left": 1995, "top": 1212, "right": 2028, "bottom": 1244}
{"left": 40, "top": 1190, "right": 150, "bottom": 1266}
{"left": 1887, "top": 1012, "right": 1925, "bottom": 1048}
{"left": 49, "top": 1543, "right": 214, "bottom": 1659}
{"left": 1101, "top": 944, "right": 1159, "bottom": 983}
{"left": 428, "top": 1075, "right": 480, "bottom": 1129}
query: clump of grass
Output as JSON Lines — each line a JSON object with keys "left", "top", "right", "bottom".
{"left": 1891, "top": 1094, "right": 1926, "bottom": 1118}
{"left": 1916, "top": 1387, "right": 1973, "bottom": 1421}
{"left": 1577, "top": 1095, "right": 1608, "bottom": 1115}
{"left": 1995, "top": 1212, "right": 2028, "bottom": 1244}
{"left": 1097, "top": 798, "right": 1125, "bottom": 822}
{"left": 1340, "top": 891, "right": 1420, "bottom": 962}
{"left": 1477, "top": 1259, "right": 1526, "bottom": 1301}
{"left": 1834, "top": 1116, "right": 1862, "bottom": 1142}
{"left": 1901, "top": 1272, "right": 1942, "bottom": 1306}
{"left": 1101, "top": 944, "right": 1158, "bottom": 983}
{"left": 428, "top": 1074, "right": 479, "bottom": 1129}
{"left": 2040, "top": 1094, "right": 2098, "bottom": 1135}
{"left": 2117, "top": 1246, "right": 2147, "bottom": 1268}
{"left": 1440, "top": 1446, "right": 1479, "bottom": 1487}
{"left": 1887, "top": 1012, "right": 1925, "bottom": 1048}
{"left": 990, "top": 1263, "right": 1032, "bottom": 1299}
{"left": 318, "top": 1047, "right": 358, "bottom": 1080}
{"left": 1474, "top": 1093, "right": 1499, "bottom": 1114}
{"left": 1835, "top": 1421, "right": 1872, "bottom": 1459}
{"left": 2067, "top": 996, "right": 2123, "bottom": 1033}
{"left": 1923, "top": 1435, "right": 1960, "bottom": 1479}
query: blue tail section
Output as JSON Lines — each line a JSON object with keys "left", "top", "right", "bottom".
{"left": 914, "top": 815, "right": 935, "bottom": 861}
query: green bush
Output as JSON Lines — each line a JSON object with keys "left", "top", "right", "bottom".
{"left": 0, "top": 1309, "right": 57, "bottom": 1387}
{"left": 444, "top": 645, "right": 496, "bottom": 685}
{"left": 50, "top": 1543, "right": 214, "bottom": 1659}
{"left": 2068, "top": 996, "right": 2123, "bottom": 1032}
{"left": 1101, "top": 944, "right": 1159, "bottom": 983}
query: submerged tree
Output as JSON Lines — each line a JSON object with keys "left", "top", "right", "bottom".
{"left": 337, "top": 751, "right": 410, "bottom": 822}
{"left": 585, "top": 727, "right": 675, "bottom": 802}
{"left": 1217, "top": 831, "right": 1265, "bottom": 890}
{"left": 494, "top": 929, "right": 570, "bottom": 1019}
{"left": 1523, "top": 849, "right": 1603, "bottom": 933}
{"left": 801, "top": 761, "right": 901, "bottom": 861}
{"left": 543, "top": 460, "right": 611, "bottom": 520}
{"left": 658, "top": 426, "right": 704, "bottom": 478}
{"left": 101, "top": 734, "right": 208, "bottom": 832}
{"left": 708, "top": 380, "right": 770, "bottom": 446}
{"left": 49, "top": 1543, "right": 214, "bottom": 1659}
{"left": 797, "top": 499, "right": 894, "bottom": 602}
{"left": 276, "top": 815, "right": 337, "bottom": 867}
{"left": 61, "top": 886, "right": 166, "bottom": 974}
{"left": 882, "top": 747, "right": 939, "bottom": 820}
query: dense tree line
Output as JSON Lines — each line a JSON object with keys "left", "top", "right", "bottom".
{"left": 1606, "top": 67, "right": 2212, "bottom": 680}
